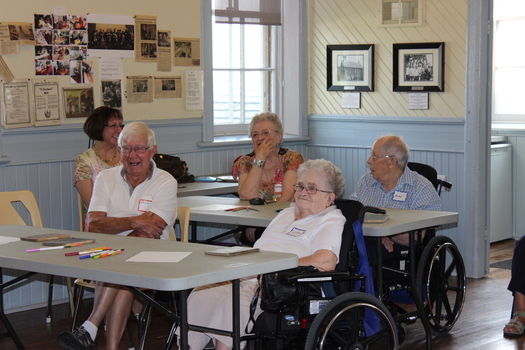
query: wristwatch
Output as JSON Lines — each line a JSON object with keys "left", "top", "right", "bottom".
{"left": 253, "top": 158, "right": 266, "bottom": 169}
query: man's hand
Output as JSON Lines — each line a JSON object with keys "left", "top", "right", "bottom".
{"left": 88, "top": 211, "right": 167, "bottom": 238}
{"left": 130, "top": 212, "right": 166, "bottom": 238}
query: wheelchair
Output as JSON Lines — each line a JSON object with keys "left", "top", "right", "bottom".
{"left": 243, "top": 164, "right": 465, "bottom": 350}
{"left": 243, "top": 199, "right": 399, "bottom": 350}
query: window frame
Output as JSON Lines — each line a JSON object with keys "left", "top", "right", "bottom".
{"left": 201, "top": 0, "right": 305, "bottom": 141}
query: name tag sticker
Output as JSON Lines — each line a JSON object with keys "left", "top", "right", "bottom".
{"left": 286, "top": 227, "right": 306, "bottom": 237}
{"left": 137, "top": 198, "right": 152, "bottom": 212}
{"left": 393, "top": 191, "right": 407, "bottom": 202}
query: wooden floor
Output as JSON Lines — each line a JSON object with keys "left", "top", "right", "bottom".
{"left": 0, "top": 239, "right": 522, "bottom": 350}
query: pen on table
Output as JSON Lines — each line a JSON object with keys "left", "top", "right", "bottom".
{"left": 93, "top": 249, "right": 123, "bottom": 259}
{"left": 275, "top": 209, "right": 284, "bottom": 213}
{"left": 26, "top": 244, "right": 81, "bottom": 252}
{"left": 79, "top": 249, "right": 120, "bottom": 259}
{"left": 225, "top": 206, "right": 244, "bottom": 212}
{"left": 246, "top": 207, "right": 259, "bottom": 212}
{"left": 65, "top": 247, "right": 112, "bottom": 256}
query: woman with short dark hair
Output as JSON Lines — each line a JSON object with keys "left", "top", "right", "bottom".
{"left": 74, "top": 106, "right": 124, "bottom": 229}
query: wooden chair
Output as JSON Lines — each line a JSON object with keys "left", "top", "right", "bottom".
{"left": 71, "top": 207, "right": 190, "bottom": 350}
{"left": 0, "top": 190, "right": 57, "bottom": 323}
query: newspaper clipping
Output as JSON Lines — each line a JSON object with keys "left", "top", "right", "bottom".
{"left": 185, "top": 70, "right": 203, "bottom": 110}
{"left": 173, "top": 37, "right": 200, "bottom": 66}
{"left": 126, "top": 75, "right": 153, "bottom": 103}
{"left": 157, "top": 30, "right": 171, "bottom": 72}
{"left": 0, "top": 23, "right": 19, "bottom": 55}
{"left": 154, "top": 76, "right": 181, "bottom": 99}
{"left": 135, "top": 15, "right": 157, "bottom": 63}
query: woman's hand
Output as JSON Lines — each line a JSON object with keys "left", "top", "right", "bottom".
{"left": 253, "top": 136, "right": 276, "bottom": 160}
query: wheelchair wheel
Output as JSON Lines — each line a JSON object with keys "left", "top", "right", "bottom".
{"left": 305, "top": 292, "right": 398, "bottom": 350}
{"left": 416, "top": 235, "right": 466, "bottom": 335}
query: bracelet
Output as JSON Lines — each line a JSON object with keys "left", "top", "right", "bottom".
{"left": 253, "top": 158, "right": 266, "bottom": 169}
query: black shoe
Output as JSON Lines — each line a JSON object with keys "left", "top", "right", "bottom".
{"left": 57, "top": 326, "right": 95, "bottom": 350}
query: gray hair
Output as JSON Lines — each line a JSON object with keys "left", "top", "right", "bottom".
{"left": 378, "top": 135, "right": 410, "bottom": 169}
{"left": 248, "top": 112, "right": 283, "bottom": 135}
{"left": 297, "top": 159, "right": 346, "bottom": 198}
{"left": 118, "top": 122, "right": 156, "bottom": 148}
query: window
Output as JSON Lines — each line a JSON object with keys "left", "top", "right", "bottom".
{"left": 211, "top": 0, "right": 281, "bottom": 135}
{"left": 378, "top": 0, "right": 424, "bottom": 27}
{"left": 202, "top": 0, "right": 304, "bottom": 139}
{"left": 492, "top": 0, "right": 525, "bottom": 122}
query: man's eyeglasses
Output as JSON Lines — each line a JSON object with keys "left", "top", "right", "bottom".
{"left": 250, "top": 129, "right": 277, "bottom": 139}
{"left": 368, "top": 153, "right": 394, "bottom": 160}
{"left": 120, "top": 146, "right": 150, "bottom": 154}
{"left": 293, "top": 184, "right": 332, "bottom": 195}
{"left": 105, "top": 124, "right": 125, "bottom": 129}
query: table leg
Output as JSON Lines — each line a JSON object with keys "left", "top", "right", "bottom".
{"left": 179, "top": 289, "right": 189, "bottom": 350}
{"left": 408, "top": 231, "right": 433, "bottom": 350}
{"left": 375, "top": 237, "right": 384, "bottom": 300}
{"left": 190, "top": 221, "right": 197, "bottom": 243}
{"left": 232, "top": 279, "right": 240, "bottom": 350}
{"left": 0, "top": 268, "right": 37, "bottom": 350}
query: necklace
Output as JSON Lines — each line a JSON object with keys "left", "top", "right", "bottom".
{"left": 94, "top": 147, "right": 118, "bottom": 163}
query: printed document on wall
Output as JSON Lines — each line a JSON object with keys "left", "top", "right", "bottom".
{"left": 185, "top": 70, "right": 202, "bottom": 110}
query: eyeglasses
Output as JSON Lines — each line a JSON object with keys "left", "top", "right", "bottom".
{"left": 250, "top": 129, "right": 277, "bottom": 139}
{"left": 293, "top": 184, "right": 332, "bottom": 195}
{"left": 368, "top": 153, "right": 394, "bottom": 160}
{"left": 120, "top": 146, "right": 150, "bottom": 154}
{"left": 105, "top": 123, "right": 125, "bottom": 129}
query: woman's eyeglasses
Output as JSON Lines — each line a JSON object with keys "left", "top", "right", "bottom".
{"left": 293, "top": 184, "right": 332, "bottom": 194}
{"left": 105, "top": 124, "right": 125, "bottom": 129}
{"left": 250, "top": 129, "right": 277, "bottom": 139}
{"left": 120, "top": 146, "right": 150, "bottom": 154}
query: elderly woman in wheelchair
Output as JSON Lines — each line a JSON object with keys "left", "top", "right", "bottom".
{"left": 182, "top": 159, "right": 346, "bottom": 350}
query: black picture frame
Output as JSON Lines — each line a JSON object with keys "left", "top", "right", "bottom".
{"left": 393, "top": 42, "right": 444, "bottom": 92}
{"left": 327, "top": 44, "right": 374, "bottom": 92}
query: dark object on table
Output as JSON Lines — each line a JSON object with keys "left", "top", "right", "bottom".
{"left": 249, "top": 197, "right": 265, "bottom": 205}
{"left": 153, "top": 154, "right": 195, "bottom": 183}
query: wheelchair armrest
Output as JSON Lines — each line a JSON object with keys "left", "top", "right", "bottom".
{"left": 358, "top": 206, "right": 386, "bottom": 222}
{"left": 282, "top": 270, "right": 365, "bottom": 284}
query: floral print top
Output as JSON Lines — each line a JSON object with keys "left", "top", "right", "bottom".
{"left": 73, "top": 147, "right": 121, "bottom": 185}
{"left": 231, "top": 148, "right": 305, "bottom": 200}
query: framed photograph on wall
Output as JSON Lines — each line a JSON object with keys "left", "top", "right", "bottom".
{"left": 327, "top": 44, "right": 374, "bottom": 91}
{"left": 63, "top": 87, "right": 94, "bottom": 118}
{"left": 393, "top": 42, "right": 444, "bottom": 92}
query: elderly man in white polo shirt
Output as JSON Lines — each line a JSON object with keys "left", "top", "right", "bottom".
{"left": 58, "top": 122, "right": 178, "bottom": 350}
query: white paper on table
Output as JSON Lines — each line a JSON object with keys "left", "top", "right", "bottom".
{"left": 192, "top": 204, "right": 241, "bottom": 211}
{"left": 125, "top": 251, "right": 191, "bottom": 263}
{"left": 0, "top": 236, "right": 20, "bottom": 245}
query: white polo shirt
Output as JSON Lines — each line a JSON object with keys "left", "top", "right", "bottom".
{"left": 89, "top": 161, "right": 178, "bottom": 239}
{"left": 254, "top": 203, "right": 345, "bottom": 262}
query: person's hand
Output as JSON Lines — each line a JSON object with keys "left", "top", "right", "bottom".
{"left": 130, "top": 212, "right": 165, "bottom": 238}
{"left": 381, "top": 236, "right": 394, "bottom": 252}
{"left": 390, "top": 232, "right": 410, "bottom": 247}
{"left": 253, "top": 136, "right": 276, "bottom": 161}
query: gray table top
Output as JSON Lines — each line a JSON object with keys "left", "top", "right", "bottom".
{"left": 177, "top": 196, "right": 458, "bottom": 236}
{"left": 178, "top": 181, "right": 238, "bottom": 197}
{"left": 0, "top": 225, "right": 298, "bottom": 291}
{"left": 177, "top": 196, "right": 291, "bottom": 227}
